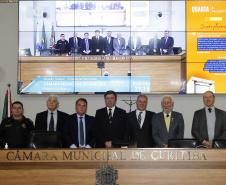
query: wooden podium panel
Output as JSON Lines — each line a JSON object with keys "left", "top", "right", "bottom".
{"left": 18, "top": 54, "right": 186, "bottom": 93}
{"left": 0, "top": 148, "right": 226, "bottom": 184}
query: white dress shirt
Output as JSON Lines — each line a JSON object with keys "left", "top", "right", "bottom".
{"left": 133, "top": 37, "right": 137, "bottom": 49}
{"left": 107, "top": 106, "right": 115, "bottom": 117}
{"left": 163, "top": 111, "right": 171, "bottom": 117}
{"left": 47, "top": 109, "right": 58, "bottom": 131}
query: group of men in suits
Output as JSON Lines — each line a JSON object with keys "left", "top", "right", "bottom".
{"left": 55, "top": 29, "right": 175, "bottom": 56}
{"left": 149, "top": 30, "right": 174, "bottom": 55}
{"left": 1, "top": 90, "right": 225, "bottom": 149}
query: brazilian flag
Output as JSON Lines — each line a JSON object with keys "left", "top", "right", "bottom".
{"left": 41, "top": 21, "right": 47, "bottom": 49}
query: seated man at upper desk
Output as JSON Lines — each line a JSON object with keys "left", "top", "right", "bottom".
{"left": 128, "top": 31, "right": 142, "bottom": 53}
{"left": 62, "top": 98, "right": 95, "bottom": 148}
{"left": 160, "top": 30, "right": 174, "bottom": 55}
{"left": 80, "top": 32, "right": 92, "bottom": 55}
{"left": 127, "top": 95, "right": 156, "bottom": 148}
{"left": 149, "top": 33, "right": 161, "bottom": 55}
{"left": 113, "top": 33, "right": 125, "bottom": 55}
{"left": 0, "top": 101, "right": 34, "bottom": 148}
{"left": 35, "top": 95, "right": 68, "bottom": 133}
{"left": 91, "top": 30, "right": 104, "bottom": 55}
{"left": 152, "top": 95, "right": 184, "bottom": 148}
{"left": 94, "top": 90, "right": 127, "bottom": 148}
{"left": 68, "top": 32, "right": 81, "bottom": 54}
{"left": 103, "top": 31, "right": 114, "bottom": 55}
{"left": 192, "top": 91, "right": 226, "bottom": 148}
{"left": 55, "top": 34, "right": 69, "bottom": 55}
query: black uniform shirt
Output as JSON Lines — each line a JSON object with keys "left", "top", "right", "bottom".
{"left": 0, "top": 116, "right": 34, "bottom": 148}
{"left": 55, "top": 40, "right": 69, "bottom": 54}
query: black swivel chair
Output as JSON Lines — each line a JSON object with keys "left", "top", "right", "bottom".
{"left": 173, "top": 47, "right": 182, "bottom": 54}
{"left": 52, "top": 49, "right": 61, "bottom": 56}
{"left": 28, "top": 131, "right": 62, "bottom": 148}
{"left": 40, "top": 49, "right": 52, "bottom": 56}
{"left": 212, "top": 140, "right": 226, "bottom": 148}
{"left": 119, "top": 49, "right": 132, "bottom": 55}
{"left": 70, "top": 47, "right": 82, "bottom": 56}
{"left": 168, "top": 139, "right": 199, "bottom": 148}
{"left": 112, "top": 140, "right": 134, "bottom": 148}
{"left": 141, "top": 45, "right": 150, "bottom": 55}
{"left": 20, "top": 48, "right": 32, "bottom": 56}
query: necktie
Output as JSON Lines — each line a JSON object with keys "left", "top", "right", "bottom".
{"left": 96, "top": 36, "right": 98, "bottom": 41}
{"left": 164, "top": 37, "right": 167, "bottom": 44}
{"left": 74, "top": 38, "right": 76, "bottom": 48}
{"left": 138, "top": 112, "right": 143, "bottom": 126}
{"left": 166, "top": 114, "right": 169, "bottom": 118}
{"left": 108, "top": 37, "right": 110, "bottom": 44}
{"left": 134, "top": 38, "right": 136, "bottom": 49}
{"left": 208, "top": 108, "right": 212, "bottom": 113}
{"left": 118, "top": 39, "right": 120, "bottom": 45}
{"left": 79, "top": 117, "right": 84, "bottom": 146}
{"left": 109, "top": 109, "right": 113, "bottom": 123}
{"left": 86, "top": 39, "right": 89, "bottom": 51}
{"left": 49, "top": 112, "right": 54, "bottom": 131}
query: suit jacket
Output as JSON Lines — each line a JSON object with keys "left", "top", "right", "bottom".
{"left": 103, "top": 36, "right": 114, "bottom": 55}
{"left": 80, "top": 38, "right": 92, "bottom": 55}
{"left": 192, "top": 108, "right": 226, "bottom": 144}
{"left": 68, "top": 37, "right": 81, "bottom": 52}
{"left": 128, "top": 36, "right": 142, "bottom": 50}
{"left": 160, "top": 36, "right": 174, "bottom": 55}
{"left": 152, "top": 111, "right": 184, "bottom": 147}
{"left": 62, "top": 113, "right": 95, "bottom": 148}
{"left": 149, "top": 38, "right": 161, "bottom": 55}
{"left": 35, "top": 110, "right": 68, "bottom": 133}
{"left": 127, "top": 110, "right": 156, "bottom": 148}
{"left": 94, "top": 106, "right": 127, "bottom": 148}
{"left": 91, "top": 36, "right": 104, "bottom": 55}
{"left": 113, "top": 37, "right": 125, "bottom": 55}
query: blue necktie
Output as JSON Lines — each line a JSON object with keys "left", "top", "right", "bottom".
{"left": 79, "top": 117, "right": 84, "bottom": 146}
{"left": 86, "top": 40, "right": 89, "bottom": 51}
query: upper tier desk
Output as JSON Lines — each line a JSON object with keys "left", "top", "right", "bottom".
{"left": 18, "top": 53, "right": 186, "bottom": 93}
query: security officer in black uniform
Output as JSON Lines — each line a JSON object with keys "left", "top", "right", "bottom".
{"left": 0, "top": 101, "right": 34, "bottom": 148}
{"left": 55, "top": 34, "right": 69, "bottom": 55}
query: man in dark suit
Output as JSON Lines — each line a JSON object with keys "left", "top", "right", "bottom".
{"left": 160, "top": 30, "right": 174, "bottom": 55}
{"left": 127, "top": 95, "right": 156, "bottom": 148}
{"left": 103, "top": 31, "right": 114, "bottom": 55}
{"left": 80, "top": 32, "right": 92, "bottom": 55}
{"left": 62, "top": 98, "right": 95, "bottom": 148}
{"left": 35, "top": 95, "right": 68, "bottom": 133}
{"left": 152, "top": 95, "right": 184, "bottom": 148}
{"left": 91, "top": 30, "right": 104, "bottom": 55}
{"left": 149, "top": 32, "right": 161, "bottom": 55}
{"left": 113, "top": 32, "right": 126, "bottom": 55}
{"left": 192, "top": 91, "right": 226, "bottom": 148}
{"left": 94, "top": 90, "right": 127, "bottom": 148}
{"left": 127, "top": 31, "right": 142, "bottom": 53}
{"left": 68, "top": 32, "right": 81, "bottom": 54}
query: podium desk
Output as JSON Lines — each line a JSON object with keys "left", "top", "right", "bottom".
{"left": 18, "top": 53, "right": 186, "bottom": 93}
{"left": 0, "top": 148, "right": 226, "bottom": 184}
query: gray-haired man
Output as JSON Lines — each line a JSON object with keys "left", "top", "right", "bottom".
{"left": 35, "top": 94, "right": 68, "bottom": 132}
{"left": 152, "top": 95, "right": 184, "bottom": 148}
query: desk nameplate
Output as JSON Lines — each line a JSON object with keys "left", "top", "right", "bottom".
{"left": 1, "top": 148, "right": 226, "bottom": 163}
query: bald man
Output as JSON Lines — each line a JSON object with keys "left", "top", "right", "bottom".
{"left": 192, "top": 91, "right": 226, "bottom": 148}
